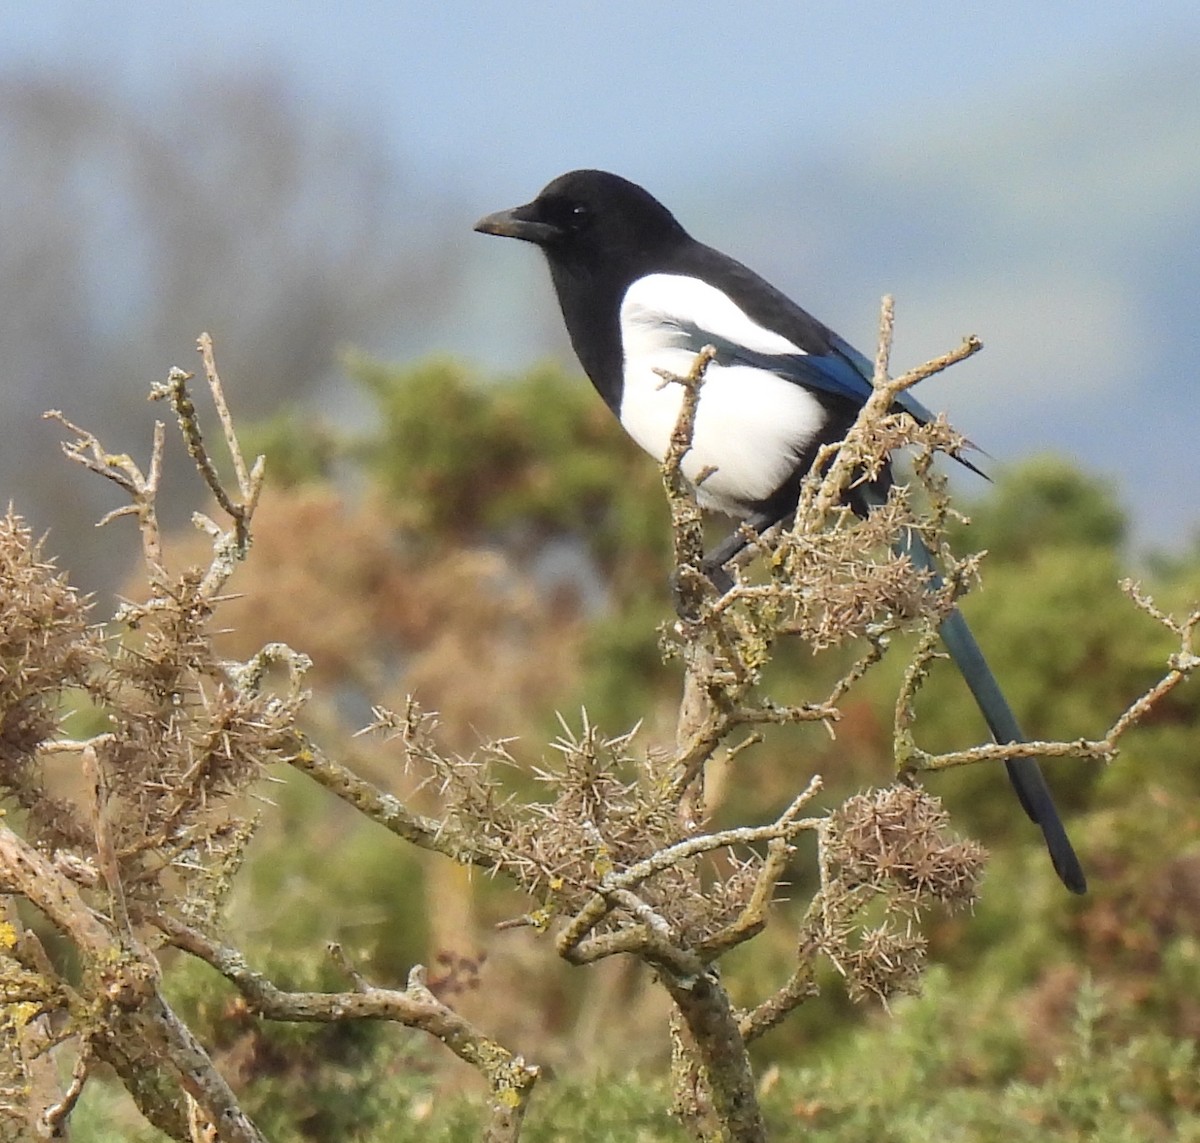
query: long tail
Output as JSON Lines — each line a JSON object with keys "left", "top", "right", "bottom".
{"left": 897, "top": 518, "right": 1087, "bottom": 894}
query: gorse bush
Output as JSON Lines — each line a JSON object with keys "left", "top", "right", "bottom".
{"left": 0, "top": 339, "right": 1195, "bottom": 1142}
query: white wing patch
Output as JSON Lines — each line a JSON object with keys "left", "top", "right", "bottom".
{"left": 623, "top": 273, "right": 806, "bottom": 358}
{"left": 618, "top": 274, "right": 827, "bottom": 516}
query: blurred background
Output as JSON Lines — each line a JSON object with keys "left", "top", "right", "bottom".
{"left": 2, "top": 1, "right": 1198, "bottom": 591}
{"left": 4, "top": 4, "right": 1200, "bottom": 1139}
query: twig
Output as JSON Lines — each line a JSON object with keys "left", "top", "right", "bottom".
{"left": 150, "top": 338, "right": 265, "bottom": 555}
{"left": 151, "top": 368, "right": 244, "bottom": 529}
{"left": 283, "top": 734, "right": 502, "bottom": 871}
{"left": 197, "top": 332, "right": 252, "bottom": 496}
{"left": 696, "top": 816, "right": 812, "bottom": 960}
{"left": 38, "top": 1038, "right": 92, "bottom": 1138}
{"left": 805, "top": 298, "right": 982, "bottom": 526}
{"left": 43, "top": 410, "right": 167, "bottom": 580}
{"left": 912, "top": 590, "right": 1199, "bottom": 775}
{"left": 892, "top": 624, "right": 945, "bottom": 770}
{"left": 659, "top": 344, "right": 718, "bottom": 611}
{"left": 82, "top": 743, "right": 132, "bottom": 942}
{"left": 739, "top": 821, "right": 846, "bottom": 1045}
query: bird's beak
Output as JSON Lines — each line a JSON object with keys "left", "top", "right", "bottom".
{"left": 474, "top": 202, "right": 561, "bottom": 245}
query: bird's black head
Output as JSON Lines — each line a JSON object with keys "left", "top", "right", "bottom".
{"left": 475, "top": 171, "right": 689, "bottom": 412}
{"left": 474, "top": 169, "right": 687, "bottom": 274}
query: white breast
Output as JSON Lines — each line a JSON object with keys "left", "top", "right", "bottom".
{"left": 618, "top": 274, "right": 827, "bottom": 517}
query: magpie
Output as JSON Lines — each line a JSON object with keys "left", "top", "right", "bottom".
{"left": 476, "top": 169, "right": 1086, "bottom": 894}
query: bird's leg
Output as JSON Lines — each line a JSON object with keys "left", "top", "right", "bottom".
{"left": 670, "top": 509, "right": 787, "bottom": 617}
{"left": 700, "top": 510, "right": 787, "bottom": 591}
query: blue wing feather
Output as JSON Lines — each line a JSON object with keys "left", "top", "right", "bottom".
{"left": 721, "top": 334, "right": 942, "bottom": 427}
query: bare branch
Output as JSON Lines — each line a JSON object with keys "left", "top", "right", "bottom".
{"left": 912, "top": 592, "right": 1198, "bottom": 776}
{"left": 197, "top": 332, "right": 252, "bottom": 497}
{"left": 154, "top": 915, "right": 539, "bottom": 1140}
{"left": 282, "top": 733, "right": 503, "bottom": 871}
{"left": 38, "top": 1038, "right": 92, "bottom": 1139}
{"left": 43, "top": 409, "right": 167, "bottom": 580}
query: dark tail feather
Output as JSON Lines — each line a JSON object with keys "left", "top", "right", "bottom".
{"left": 899, "top": 523, "right": 1087, "bottom": 894}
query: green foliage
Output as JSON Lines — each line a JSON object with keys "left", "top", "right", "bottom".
{"left": 235, "top": 772, "right": 431, "bottom": 978}
{"left": 74, "top": 970, "right": 1200, "bottom": 1142}
{"left": 756, "top": 969, "right": 1200, "bottom": 1142}
{"left": 348, "top": 355, "right": 668, "bottom": 579}
{"left": 948, "top": 455, "right": 1126, "bottom": 558}
{"left": 240, "top": 408, "right": 340, "bottom": 488}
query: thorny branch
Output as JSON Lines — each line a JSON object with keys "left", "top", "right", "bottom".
{"left": 0, "top": 823, "right": 266, "bottom": 1143}
{"left": 1, "top": 308, "right": 1193, "bottom": 1143}
{"left": 6, "top": 337, "right": 540, "bottom": 1140}
{"left": 555, "top": 778, "right": 824, "bottom": 964}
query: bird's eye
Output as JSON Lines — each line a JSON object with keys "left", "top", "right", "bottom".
{"left": 568, "top": 203, "right": 590, "bottom": 229}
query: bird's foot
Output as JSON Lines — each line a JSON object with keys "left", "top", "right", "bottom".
{"left": 669, "top": 560, "right": 733, "bottom": 620}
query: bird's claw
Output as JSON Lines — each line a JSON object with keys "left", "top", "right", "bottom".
{"left": 669, "top": 560, "right": 733, "bottom": 620}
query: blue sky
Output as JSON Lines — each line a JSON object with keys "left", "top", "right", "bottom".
{"left": 2, "top": 3, "right": 1198, "bottom": 550}
{"left": 5, "top": 2, "right": 1195, "bottom": 199}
